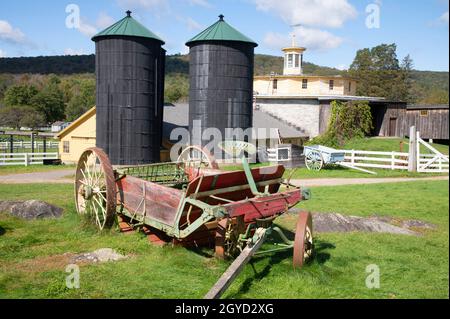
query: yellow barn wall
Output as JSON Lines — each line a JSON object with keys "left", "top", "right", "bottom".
{"left": 254, "top": 77, "right": 357, "bottom": 96}
{"left": 59, "top": 114, "right": 96, "bottom": 164}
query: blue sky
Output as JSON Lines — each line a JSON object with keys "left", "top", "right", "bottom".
{"left": 0, "top": 0, "right": 448, "bottom": 71}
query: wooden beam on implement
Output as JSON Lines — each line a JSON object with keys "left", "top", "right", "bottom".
{"left": 204, "top": 228, "right": 267, "bottom": 299}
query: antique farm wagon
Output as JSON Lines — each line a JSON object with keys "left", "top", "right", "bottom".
{"left": 74, "top": 143, "right": 313, "bottom": 270}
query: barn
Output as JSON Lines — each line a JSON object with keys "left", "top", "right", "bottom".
{"left": 371, "top": 103, "right": 449, "bottom": 142}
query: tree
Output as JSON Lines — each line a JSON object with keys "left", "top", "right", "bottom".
{"left": 0, "top": 105, "right": 28, "bottom": 129}
{"left": 3, "top": 84, "right": 38, "bottom": 106}
{"left": 31, "top": 80, "right": 65, "bottom": 124}
{"left": 19, "top": 107, "right": 46, "bottom": 130}
{"left": 349, "top": 43, "right": 413, "bottom": 102}
{"left": 65, "top": 79, "right": 95, "bottom": 120}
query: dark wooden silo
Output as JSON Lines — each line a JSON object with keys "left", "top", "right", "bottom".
{"left": 186, "top": 15, "right": 258, "bottom": 149}
{"left": 92, "top": 11, "right": 165, "bottom": 165}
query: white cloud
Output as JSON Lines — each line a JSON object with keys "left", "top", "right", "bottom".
{"left": 96, "top": 12, "right": 115, "bottom": 29}
{"left": 183, "top": 17, "right": 203, "bottom": 31}
{"left": 264, "top": 26, "right": 343, "bottom": 52}
{"left": 439, "top": 11, "right": 449, "bottom": 25}
{"left": 64, "top": 48, "right": 85, "bottom": 56}
{"left": 0, "top": 49, "right": 6, "bottom": 57}
{"left": 78, "top": 19, "right": 98, "bottom": 37}
{"left": 253, "top": 0, "right": 357, "bottom": 28}
{"left": 116, "top": 0, "right": 170, "bottom": 12}
{"left": 336, "top": 64, "right": 348, "bottom": 71}
{"left": 186, "top": 0, "right": 212, "bottom": 8}
{"left": 0, "top": 20, "right": 26, "bottom": 43}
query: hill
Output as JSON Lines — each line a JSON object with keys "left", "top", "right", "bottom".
{"left": 0, "top": 53, "right": 447, "bottom": 104}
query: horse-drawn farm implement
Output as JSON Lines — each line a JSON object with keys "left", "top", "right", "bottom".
{"left": 74, "top": 142, "right": 313, "bottom": 298}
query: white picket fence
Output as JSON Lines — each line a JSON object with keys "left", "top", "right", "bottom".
{"left": 343, "top": 150, "right": 410, "bottom": 170}
{"left": 0, "top": 141, "right": 59, "bottom": 151}
{"left": 0, "top": 152, "right": 59, "bottom": 166}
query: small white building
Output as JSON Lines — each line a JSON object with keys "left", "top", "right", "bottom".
{"left": 51, "top": 121, "right": 71, "bottom": 133}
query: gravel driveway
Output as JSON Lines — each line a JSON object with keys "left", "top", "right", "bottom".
{"left": 0, "top": 169, "right": 75, "bottom": 184}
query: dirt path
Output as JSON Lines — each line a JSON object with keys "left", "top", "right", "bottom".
{"left": 0, "top": 169, "right": 74, "bottom": 184}
{"left": 290, "top": 175, "right": 449, "bottom": 187}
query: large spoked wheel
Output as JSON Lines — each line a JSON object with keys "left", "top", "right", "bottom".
{"left": 177, "top": 145, "right": 219, "bottom": 179}
{"left": 305, "top": 150, "right": 323, "bottom": 171}
{"left": 75, "top": 147, "right": 116, "bottom": 230}
{"left": 215, "top": 216, "right": 246, "bottom": 259}
{"left": 293, "top": 211, "right": 313, "bottom": 268}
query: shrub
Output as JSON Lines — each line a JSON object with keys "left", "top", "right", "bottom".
{"left": 309, "top": 100, "right": 373, "bottom": 148}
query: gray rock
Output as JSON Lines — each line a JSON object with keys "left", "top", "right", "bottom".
{"left": 71, "top": 248, "right": 127, "bottom": 264}
{"left": 308, "top": 212, "right": 434, "bottom": 236}
{"left": 0, "top": 200, "right": 63, "bottom": 219}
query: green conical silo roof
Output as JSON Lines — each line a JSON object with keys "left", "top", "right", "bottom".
{"left": 92, "top": 11, "right": 164, "bottom": 44}
{"left": 186, "top": 15, "right": 257, "bottom": 47}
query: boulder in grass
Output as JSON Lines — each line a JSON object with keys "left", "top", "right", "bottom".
{"left": 0, "top": 200, "right": 63, "bottom": 219}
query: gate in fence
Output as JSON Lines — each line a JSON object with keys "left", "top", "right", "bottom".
{"left": 415, "top": 131, "right": 449, "bottom": 173}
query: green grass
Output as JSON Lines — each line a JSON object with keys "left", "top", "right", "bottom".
{"left": 0, "top": 180, "right": 448, "bottom": 299}
{"left": 0, "top": 164, "right": 75, "bottom": 176}
{"left": 221, "top": 163, "right": 446, "bottom": 179}
{"left": 220, "top": 137, "right": 449, "bottom": 179}
{"left": 340, "top": 137, "right": 448, "bottom": 155}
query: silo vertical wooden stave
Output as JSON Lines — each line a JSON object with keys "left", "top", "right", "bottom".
{"left": 186, "top": 15, "right": 258, "bottom": 149}
{"left": 92, "top": 11, "right": 165, "bottom": 165}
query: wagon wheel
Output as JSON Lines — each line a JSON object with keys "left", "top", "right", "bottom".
{"left": 305, "top": 150, "right": 323, "bottom": 171}
{"left": 293, "top": 211, "right": 313, "bottom": 268}
{"left": 75, "top": 147, "right": 116, "bottom": 231}
{"left": 215, "top": 216, "right": 246, "bottom": 259}
{"left": 177, "top": 145, "right": 219, "bottom": 178}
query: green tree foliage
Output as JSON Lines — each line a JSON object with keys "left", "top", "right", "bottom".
{"left": 0, "top": 55, "right": 95, "bottom": 74}
{"left": 30, "top": 76, "right": 65, "bottom": 124}
{"left": 310, "top": 100, "right": 373, "bottom": 148}
{"left": 165, "top": 73, "right": 189, "bottom": 103}
{"left": 65, "top": 79, "right": 96, "bottom": 120}
{"left": 3, "top": 84, "right": 38, "bottom": 106}
{"left": 349, "top": 44, "right": 413, "bottom": 102}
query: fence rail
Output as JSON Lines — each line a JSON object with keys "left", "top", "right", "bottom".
{"left": 0, "top": 152, "right": 59, "bottom": 166}
{"left": 0, "top": 141, "right": 59, "bottom": 151}
{"left": 342, "top": 150, "right": 409, "bottom": 170}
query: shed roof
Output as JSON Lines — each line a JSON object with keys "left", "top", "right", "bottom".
{"left": 407, "top": 104, "right": 449, "bottom": 110}
{"left": 92, "top": 11, "right": 164, "bottom": 44}
{"left": 162, "top": 103, "right": 306, "bottom": 140}
{"left": 57, "top": 107, "right": 96, "bottom": 139}
{"left": 186, "top": 15, "right": 257, "bottom": 47}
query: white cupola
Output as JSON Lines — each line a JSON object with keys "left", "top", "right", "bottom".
{"left": 282, "top": 35, "right": 306, "bottom": 75}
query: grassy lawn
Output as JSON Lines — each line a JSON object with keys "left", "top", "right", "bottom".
{"left": 0, "top": 180, "right": 448, "bottom": 299}
{"left": 221, "top": 137, "right": 449, "bottom": 179}
{"left": 341, "top": 137, "right": 449, "bottom": 155}
{"left": 221, "top": 163, "right": 446, "bottom": 179}
{"left": 0, "top": 164, "right": 75, "bottom": 176}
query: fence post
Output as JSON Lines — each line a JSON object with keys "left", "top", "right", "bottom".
{"left": 408, "top": 126, "right": 417, "bottom": 172}
{"left": 24, "top": 153, "right": 28, "bottom": 167}
{"left": 391, "top": 152, "right": 395, "bottom": 170}
{"left": 351, "top": 150, "right": 355, "bottom": 165}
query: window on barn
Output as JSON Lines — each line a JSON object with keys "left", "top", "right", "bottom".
{"left": 348, "top": 82, "right": 352, "bottom": 92}
{"left": 329, "top": 80, "right": 334, "bottom": 90}
{"left": 273, "top": 79, "right": 278, "bottom": 90}
{"left": 302, "top": 79, "right": 308, "bottom": 89}
{"left": 63, "top": 141, "right": 70, "bottom": 153}
{"left": 420, "top": 110, "right": 429, "bottom": 117}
